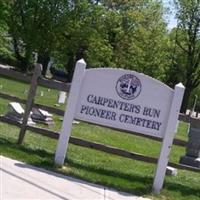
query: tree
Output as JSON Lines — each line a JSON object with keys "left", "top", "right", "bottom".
{"left": 174, "top": 0, "right": 200, "bottom": 112}
{"left": 0, "top": 1, "right": 14, "bottom": 65}
{"left": 53, "top": 1, "right": 114, "bottom": 80}
{"left": 6, "top": 0, "right": 113, "bottom": 76}
{"left": 6, "top": 0, "right": 70, "bottom": 74}
{"left": 3, "top": 0, "right": 169, "bottom": 82}
{"left": 165, "top": 28, "right": 187, "bottom": 87}
{"left": 102, "top": 0, "right": 169, "bottom": 80}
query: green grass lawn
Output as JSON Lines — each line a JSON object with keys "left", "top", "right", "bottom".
{"left": 0, "top": 76, "right": 200, "bottom": 200}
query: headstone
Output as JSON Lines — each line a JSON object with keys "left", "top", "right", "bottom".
{"left": 31, "top": 108, "right": 54, "bottom": 125}
{"left": 4, "top": 102, "right": 35, "bottom": 125}
{"left": 166, "top": 166, "right": 177, "bottom": 176}
{"left": 9, "top": 102, "right": 24, "bottom": 115}
{"left": 186, "top": 109, "right": 190, "bottom": 115}
{"left": 73, "top": 120, "right": 80, "bottom": 124}
{"left": 180, "top": 126, "right": 200, "bottom": 168}
{"left": 58, "top": 91, "right": 66, "bottom": 104}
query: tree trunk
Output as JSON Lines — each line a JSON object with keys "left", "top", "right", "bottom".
{"left": 13, "top": 37, "right": 29, "bottom": 72}
{"left": 66, "top": 53, "right": 75, "bottom": 82}
{"left": 181, "top": 83, "right": 193, "bottom": 113}
{"left": 67, "top": 47, "right": 86, "bottom": 82}
{"left": 37, "top": 54, "right": 50, "bottom": 76}
{"left": 66, "top": 48, "right": 85, "bottom": 82}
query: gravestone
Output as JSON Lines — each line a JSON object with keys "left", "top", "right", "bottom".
{"left": 180, "top": 124, "right": 200, "bottom": 168}
{"left": 58, "top": 91, "right": 66, "bottom": 104}
{"left": 31, "top": 108, "right": 54, "bottom": 125}
{"left": 4, "top": 102, "right": 35, "bottom": 125}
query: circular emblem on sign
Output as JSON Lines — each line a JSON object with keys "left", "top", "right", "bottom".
{"left": 116, "top": 74, "right": 142, "bottom": 100}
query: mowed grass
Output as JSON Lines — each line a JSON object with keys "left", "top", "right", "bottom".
{"left": 0, "top": 76, "right": 200, "bottom": 200}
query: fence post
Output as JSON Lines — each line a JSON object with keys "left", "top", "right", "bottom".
{"left": 17, "top": 64, "right": 42, "bottom": 144}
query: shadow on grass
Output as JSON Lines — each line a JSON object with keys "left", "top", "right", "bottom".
{"left": 0, "top": 137, "right": 54, "bottom": 167}
{"left": 66, "top": 158, "right": 200, "bottom": 198}
{"left": 66, "top": 159, "right": 200, "bottom": 198}
{"left": 66, "top": 158, "right": 153, "bottom": 195}
{"left": 164, "top": 182, "right": 200, "bottom": 198}
{"left": 1, "top": 137, "right": 200, "bottom": 199}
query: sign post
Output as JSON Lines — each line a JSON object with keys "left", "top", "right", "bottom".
{"left": 55, "top": 59, "right": 184, "bottom": 192}
{"left": 152, "top": 83, "right": 185, "bottom": 193}
{"left": 55, "top": 59, "right": 86, "bottom": 166}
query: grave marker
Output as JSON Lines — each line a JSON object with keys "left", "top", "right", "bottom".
{"left": 58, "top": 91, "right": 67, "bottom": 104}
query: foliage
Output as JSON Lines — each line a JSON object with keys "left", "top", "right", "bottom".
{"left": 172, "top": 0, "right": 200, "bottom": 112}
{"left": 0, "top": 1, "right": 15, "bottom": 65}
{"left": 53, "top": 1, "right": 114, "bottom": 79}
{"left": 88, "top": 0, "right": 169, "bottom": 81}
{"left": 5, "top": 0, "right": 70, "bottom": 72}
{"left": 4, "top": 0, "right": 200, "bottom": 111}
{"left": 0, "top": 0, "right": 169, "bottom": 81}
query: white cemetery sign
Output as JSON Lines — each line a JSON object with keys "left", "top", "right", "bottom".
{"left": 55, "top": 59, "right": 185, "bottom": 193}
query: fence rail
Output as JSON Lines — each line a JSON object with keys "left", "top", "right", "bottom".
{"left": 0, "top": 66, "right": 70, "bottom": 92}
{"left": 0, "top": 65, "right": 199, "bottom": 173}
{"left": 0, "top": 90, "right": 187, "bottom": 147}
{"left": 0, "top": 115, "right": 199, "bottom": 173}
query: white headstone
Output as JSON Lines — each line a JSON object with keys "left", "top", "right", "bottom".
{"left": 9, "top": 102, "right": 24, "bottom": 115}
{"left": 58, "top": 91, "right": 66, "bottom": 104}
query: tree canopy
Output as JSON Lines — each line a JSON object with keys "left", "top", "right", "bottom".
{"left": 0, "top": 0, "right": 168, "bottom": 77}
{"left": 3, "top": 0, "right": 199, "bottom": 111}
{"left": 171, "top": 0, "right": 200, "bottom": 112}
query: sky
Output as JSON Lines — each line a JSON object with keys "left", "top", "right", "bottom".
{"left": 162, "top": 0, "right": 177, "bottom": 29}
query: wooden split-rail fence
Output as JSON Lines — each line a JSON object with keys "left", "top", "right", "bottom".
{"left": 0, "top": 64, "right": 199, "bottom": 173}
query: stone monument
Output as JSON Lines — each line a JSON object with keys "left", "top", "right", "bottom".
{"left": 180, "top": 121, "right": 200, "bottom": 168}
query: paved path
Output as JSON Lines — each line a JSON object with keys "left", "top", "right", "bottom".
{"left": 0, "top": 156, "right": 150, "bottom": 200}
